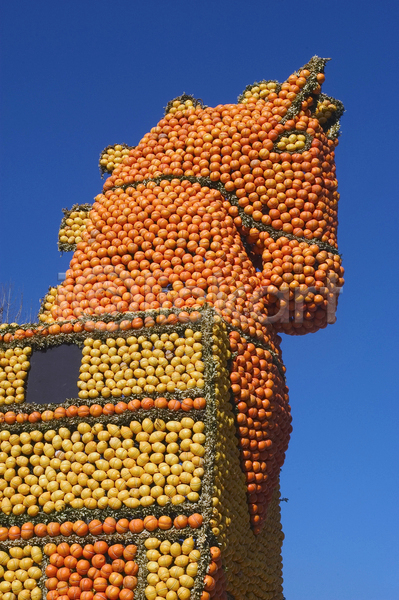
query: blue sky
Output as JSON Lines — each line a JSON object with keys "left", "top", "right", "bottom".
{"left": 1, "top": 1, "right": 398, "bottom": 598}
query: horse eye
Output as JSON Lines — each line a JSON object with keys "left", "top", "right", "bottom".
{"left": 274, "top": 130, "right": 312, "bottom": 153}
{"left": 312, "top": 94, "right": 344, "bottom": 138}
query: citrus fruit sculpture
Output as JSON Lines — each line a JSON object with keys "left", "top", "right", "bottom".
{"left": 0, "top": 56, "right": 344, "bottom": 600}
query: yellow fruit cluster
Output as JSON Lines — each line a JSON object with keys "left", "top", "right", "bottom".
{"left": 0, "top": 418, "right": 205, "bottom": 516}
{"left": 99, "top": 145, "right": 131, "bottom": 173}
{"left": 38, "top": 288, "right": 59, "bottom": 323}
{"left": 314, "top": 98, "right": 337, "bottom": 124}
{"left": 0, "top": 347, "right": 31, "bottom": 406}
{"left": 240, "top": 81, "right": 278, "bottom": 103}
{"left": 0, "top": 546, "right": 42, "bottom": 600}
{"left": 211, "top": 319, "right": 284, "bottom": 600}
{"left": 58, "top": 211, "right": 90, "bottom": 246}
{"left": 144, "top": 536, "right": 199, "bottom": 600}
{"left": 78, "top": 331, "right": 205, "bottom": 399}
{"left": 166, "top": 99, "right": 196, "bottom": 115}
{"left": 276, "top": 132, "right": 307, "bottom": 152}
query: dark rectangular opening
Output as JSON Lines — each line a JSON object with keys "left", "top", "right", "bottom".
{"left": 26, "top": 344, "right": 81, "bottom": 404}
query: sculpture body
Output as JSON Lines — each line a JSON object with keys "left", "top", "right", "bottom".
{"left": 0, "top": 57, "right": 344, "bottom": 600}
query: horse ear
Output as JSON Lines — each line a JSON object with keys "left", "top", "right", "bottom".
{"left": 280, "top": 56, "right": 344, "bottom": 138}
{"left": 237, "top": 56, "right": 333, "bottom": 115}
{"left": 279, "top": 56, "right": 330, "bottom": 122}
{"left": 99, "top": 143, "right": 133, "bottom": 176}
{"left": 311, "top": 92, "right": 345, "bottom": 139}
{"left": 238, "top": 56, "right": 329, "bottom": 106}
{"left": 284, "top": 56, "right": 330, "bottom": 87}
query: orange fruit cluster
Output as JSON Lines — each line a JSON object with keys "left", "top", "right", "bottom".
{"left": 49, "top": 181, "right": 272, "bottom": 338}
{"left": 102, "top": 64, "right": 339, "bottom": 245}
{"left": 0, "top": 395, "right": 206, "bottom": 426}
{"left": 43, "top": 541, "right": 138, "bottom": 600}
{"left": 43, "top": 56, "right": 344, "bottom": 335}
{"left": 249, "top": 232, "right": 344, "bottom": 334}
{"left": 204, "top": 546, "right": 227, "bottom": 600}
{"left": 0, "top": 515, "right": 204, "bottom": 542}
{"left": 229, "top": 331, "right": 291, "bottom": 531}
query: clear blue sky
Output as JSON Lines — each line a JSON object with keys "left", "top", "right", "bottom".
{"left": 1, "top": 1, "right": 398, "bottom": 598}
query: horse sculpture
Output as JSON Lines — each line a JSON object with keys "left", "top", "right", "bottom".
{"left": 0, "top": 56, "right": 344, "bottom": 600}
